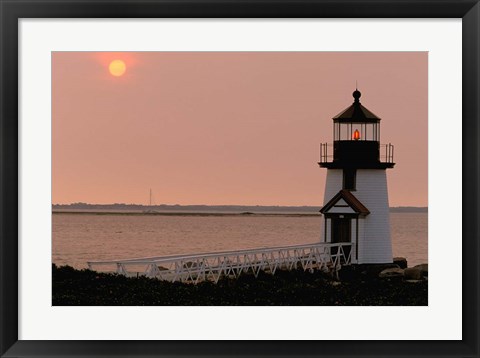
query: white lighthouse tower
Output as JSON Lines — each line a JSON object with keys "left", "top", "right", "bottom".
{"left": 319, "top": 89, "right": 395, "bottom": 264}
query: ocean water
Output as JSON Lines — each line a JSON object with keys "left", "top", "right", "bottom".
{"left": 52, "top": 212, "right": 427, "bottom": 269}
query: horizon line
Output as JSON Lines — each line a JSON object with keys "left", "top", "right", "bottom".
{"left": 52, "top": 202, "right": 428, "bottom": 208}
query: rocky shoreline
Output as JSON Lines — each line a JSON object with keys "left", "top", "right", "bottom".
{"left": 340, "top": 257, "right": 428, "bottom": 282}
{"left": 52, "top": 259, "right": 428, "bottom": 306}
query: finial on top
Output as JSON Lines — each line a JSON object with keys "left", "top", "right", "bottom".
{"left": 353, "top": 87, "right": 361, "bottom": 103}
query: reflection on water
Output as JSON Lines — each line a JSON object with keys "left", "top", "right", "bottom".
{"left": 52, "top": 212, "right": 427, "bottom": 269}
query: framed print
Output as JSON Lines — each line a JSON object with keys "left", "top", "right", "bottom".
{"left": 1, "top": 0, "right": 479, "bottom": 357}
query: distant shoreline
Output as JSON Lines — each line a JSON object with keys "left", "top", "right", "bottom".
{"left": 52, "top": 210, "right": 427, "bottom": 217}
{"left": 52, "top": 204, "right": 427, "bottom": 215}
{"left": 52, "top": 210, "right": 322, "bottom": 217}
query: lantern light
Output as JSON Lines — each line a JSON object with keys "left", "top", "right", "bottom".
{"left": 353, "top": 129, "right": 360, "bottom": 140}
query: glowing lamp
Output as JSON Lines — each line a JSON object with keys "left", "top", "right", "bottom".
{"left": 353, "top": 129, "right": 360, "bottom": 140}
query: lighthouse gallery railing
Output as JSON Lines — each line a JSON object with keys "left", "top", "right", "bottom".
{"left": 87, "top": 242, "right": 353, "bottom": 284}
{"left": 319, "top": 142, "right": 394, "bottom": 163}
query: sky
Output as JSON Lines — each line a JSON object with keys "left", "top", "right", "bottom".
{"left": 52, "top": 52, "right": 428, "bottom": 207}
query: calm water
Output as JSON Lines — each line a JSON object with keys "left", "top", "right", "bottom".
{"left": 52, "top": 212, "right": 427, "bottom": 268}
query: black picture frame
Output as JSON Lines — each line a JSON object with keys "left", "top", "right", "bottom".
{"left": 1, "top": 1, "right": 478, "bottom": 357}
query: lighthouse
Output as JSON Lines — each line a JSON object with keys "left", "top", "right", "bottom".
{"left": 318, "top": 89, "right": 395, "bottom": 264}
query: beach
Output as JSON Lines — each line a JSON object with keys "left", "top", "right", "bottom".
{"left": 53, "top": 264, "right": 428, "bottom": 306}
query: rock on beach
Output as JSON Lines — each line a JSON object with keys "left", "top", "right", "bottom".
{"left": 404, "top": 264, "right": 428, "bottom": 280}
{"left": 379, "top": 267, "right": 405, "bottom": 278}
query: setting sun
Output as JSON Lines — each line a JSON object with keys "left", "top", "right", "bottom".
{"left": 109, "top": 60, "right": 126, "bottom": 77}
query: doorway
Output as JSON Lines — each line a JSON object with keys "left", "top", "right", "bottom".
{"left": 331, "top": 217, "right": 351, "bottom": 260}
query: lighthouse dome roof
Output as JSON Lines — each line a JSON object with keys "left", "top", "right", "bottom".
{"left": 332, "top": 90, "right": 381, "bottom": 123}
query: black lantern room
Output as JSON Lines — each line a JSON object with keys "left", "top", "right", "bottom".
{"left": 319, "top": 90, "right": 395, "bottom": 170}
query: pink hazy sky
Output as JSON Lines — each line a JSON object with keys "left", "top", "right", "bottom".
{"left": 52, "top": 52, "right": 427, "bottom": 206}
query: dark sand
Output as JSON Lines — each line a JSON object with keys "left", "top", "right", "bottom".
{"left": 53, "top": 265, "right": 427, "bottom": 306}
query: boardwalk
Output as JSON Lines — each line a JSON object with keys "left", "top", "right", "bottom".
{"left": 88, "top": 242, "right": 354, "bottom": 284}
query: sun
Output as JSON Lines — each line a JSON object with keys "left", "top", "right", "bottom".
{"left": 109, "top": 60, "right": 126, "bottom": 77}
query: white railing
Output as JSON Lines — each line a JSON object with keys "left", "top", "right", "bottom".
{"left": 87, "top": 242, "right": 354, "bottom": 285}
{"left": 319, "top": 142, "right": 334, "bottom": 163}
{"left": 380, "top": 143, "right": 395, "bottom": 163}
{"left": 319, "top": 142, "right": 394, "bottom": 164}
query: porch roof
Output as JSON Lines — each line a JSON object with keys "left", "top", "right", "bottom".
{"left": 320, "top": 189, "right": 370, "bottom": 216}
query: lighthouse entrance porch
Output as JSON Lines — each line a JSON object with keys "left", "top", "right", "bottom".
{"left": 320, "top": 189, "right": 370, "bottom": 264}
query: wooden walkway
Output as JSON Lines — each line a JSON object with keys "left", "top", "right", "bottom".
{"left": 87, "top": 242, "right": 354, "bottom": 284}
